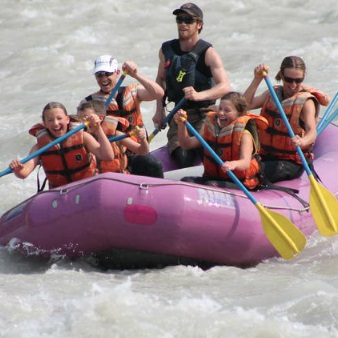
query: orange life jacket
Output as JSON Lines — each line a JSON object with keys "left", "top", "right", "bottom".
{"left": 301, "top": 85, "right": 330, "bottom": 107}
{"left": 202, "top": 112, "right": 268, "bottom": 190}
{"left": 97, "top": 116, "right": 130, "bottom": 174}
{"left": 29, "top": 123, "right": 97, "bottom": 188}
{"left": 259, "top": 85, "right": 328, "bottom": 164}
{"left": 85, "top": 84, "right": 143, "bottom": 142}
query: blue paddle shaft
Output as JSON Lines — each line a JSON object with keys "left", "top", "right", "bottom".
{"left": 317, "top": 91, "right": 338, "bottom": 131}
{"left": 161, "top": 98, "right": 187, "bottom": 127}
{"left": 104, "top": 73, "right": 127, "bottom": 108}
{"left": 149, "top": 97, "right": 187, "bottom": 140}
{"left": 317, "top": 108, "right": 338, "bottom": 137}
{"left": 108, "top": 133, "right": 129, "bottom": 142}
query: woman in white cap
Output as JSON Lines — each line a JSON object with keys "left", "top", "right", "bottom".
{"left": 80, "top": 56, "right": 164, "bottom": 141}
{"left": 79, "top": 56, "right": 165, "bottom": 177}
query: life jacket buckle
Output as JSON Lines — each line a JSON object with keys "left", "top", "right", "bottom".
{"left": 176, "top": 70, "right": 186, "bottom": 82}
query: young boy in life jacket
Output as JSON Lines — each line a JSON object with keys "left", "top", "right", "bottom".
{"left": 77, "top": 100, "right": 164, "bottom": 178}
{"left": 9, "top": 102, "right": 114, "bottom": 188}
{"left": 174, "top": 91, "right": 268, "bottom": 190}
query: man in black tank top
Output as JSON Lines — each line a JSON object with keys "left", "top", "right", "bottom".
{"left": 152, "top": 3, "right": 231, "bottom": 168}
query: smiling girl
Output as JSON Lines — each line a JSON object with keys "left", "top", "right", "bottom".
{"left": 174, "top": 92, "right": 268, "bottom": 190}
{"left": 9, "top": 102, "right": 114, "bottom": 188}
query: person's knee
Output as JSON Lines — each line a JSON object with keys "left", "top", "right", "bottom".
{"left": 172, "top": 147, "right": 197, "bottom": 168}
{"left": 263, "top": 160, "right": 303, "bottom": 182}
{"left": 131, "top": 155, "right": 164, "bottom": 178}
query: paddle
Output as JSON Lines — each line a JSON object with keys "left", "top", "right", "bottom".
{"left": 148, "top": 97, "right": 187, "bottom": 143}
{"left": 108, "top": 127, "right": 138, "bottom": 142}
{"left": 317, "top": 108, "right": 338, "bottom": 137}
{"left": 180, "top": 117, "right": 306, "bottom": 260}
{"left": 263, "top": 73, "right": 338, "bottom": 236}
{"left": 316, "top": 91, "right": 338, "bottom": 132}
{"left": 0, "top": 123, "right": 87, "bottom": 178}
{"left": 104, "top": 71, "right": 127, "bottom": 108}
{"left": 108, "top": 133, "right": 130, "bottom": 143}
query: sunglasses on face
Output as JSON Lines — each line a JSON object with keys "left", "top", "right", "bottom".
{"left": 283, "top": 76, "right": 304, "bottom": 84}
{"left": 176, "top": 16, "right": 196, "bottom": 24}
{"left": 95, "top": 71, "right": 115, "bottom": 78}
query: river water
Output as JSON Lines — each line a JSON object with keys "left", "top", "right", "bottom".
{"left": 0, "top": 0, "right": 338, "bottom": 337}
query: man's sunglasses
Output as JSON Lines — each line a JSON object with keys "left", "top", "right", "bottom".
{"left": 176, "top": 16, "right": 196, "bottom": 24}
{"left": 283, "top": 76, "right": 304, "bottom": 84}
{"left": 95, "top": 71, "right": 115, "bottom": 78}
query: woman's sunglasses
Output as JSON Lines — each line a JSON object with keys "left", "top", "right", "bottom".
{"left": 176, "top": 16, "right": 196, "bottom": 24}
{"left": 283, "top": 76, "right": 304, "bottom": 84}
{"left": 95, "top": 71, "right": 115, "bottom": 78}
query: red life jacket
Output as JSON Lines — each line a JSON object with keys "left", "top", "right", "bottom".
{"left": 97, "top": 116, "right": 130, "bottom": 174}
{"left": 259, "top": 85, "right": 328, "bottom": 164}
{"left": 29, "top": 123, "right": 97, "bottom": 188}
{"left": 202, "top": 112, "right": 268, "bottom": 190}
{"left": 85, "top": 84, "right": 143, "bottom": 143}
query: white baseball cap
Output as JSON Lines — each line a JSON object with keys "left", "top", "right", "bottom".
{"left": 93, "top": 55, "right": 119, "bottom": 74}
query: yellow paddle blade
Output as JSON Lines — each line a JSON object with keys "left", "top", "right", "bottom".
{"left": 256, "top": 203, "right": 307, "bottom": 260}
{"left": 309, "top": 175, "right": 338, "bottom": 236}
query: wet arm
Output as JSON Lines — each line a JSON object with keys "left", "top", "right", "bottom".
{"left": 9, "top": 145, "right": 39, "bottom": 179}
{"left": 295, "top": 99, "right": 317, "bottom": 147}
{"left": 222, "top": 132, "right": 253, "bottom": 172}
{"left": 244, "top": 64, "right": 270, "bottom": 110}
{"left": 134, "top": 73, "right": 165, "bottom": 102}
{"left": 190, "top": 47, "right": 230, "bottom": 102}
{"left": 174, "top": 110, "right": 201, "bottom": 149}
{"left": 84, "top": 128, "right": 114, "bottom": 161}
{"left": 152, "top": 49, "right": 167, "bottom": 126}
{"left": 119, "top": 128, "right": 149, "bottom": 155}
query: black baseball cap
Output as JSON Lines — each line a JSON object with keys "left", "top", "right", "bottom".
{"left": 173, "top": 3, "right": 203, "bottom": 20}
